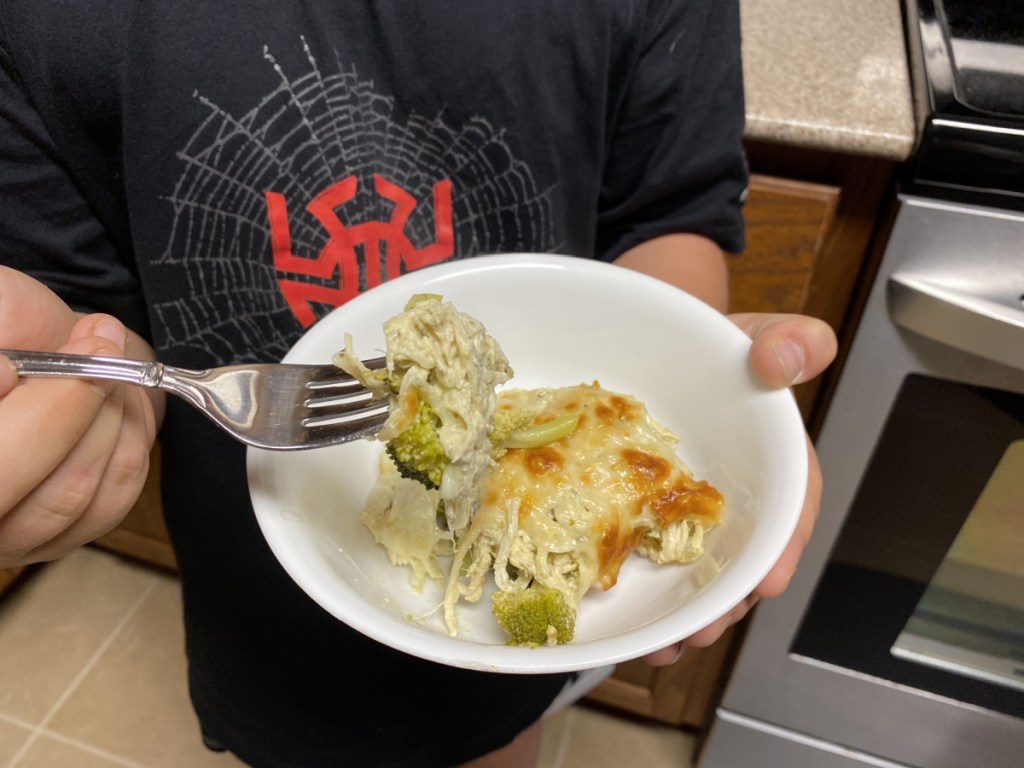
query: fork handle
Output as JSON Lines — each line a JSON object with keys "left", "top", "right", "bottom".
{"left": 0, "top": 348, "right": 166, "bottom": 388}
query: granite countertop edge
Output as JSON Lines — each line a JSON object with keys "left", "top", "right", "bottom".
{"left": 744, "top": 114, "right": 917, "bottom": 162}
{"left": 741, "top": 0, "right": 918, "bottom": 162}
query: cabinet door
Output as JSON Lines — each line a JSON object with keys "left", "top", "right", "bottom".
{"left": 731, "top": 175, "right": 841, "bottom": 314}
{"left": 731, "top": 174, "right": 841, "bottom": 420}
{"left": 585, "top": 626, "right": 737, "bottom": 728}
{"left": 0, "top": 566, "right": 26, "bottom": 597}
{"left": 736, "top": 144, "right": 899, "bottom": 433}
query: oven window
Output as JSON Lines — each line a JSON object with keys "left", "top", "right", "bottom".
{"left": 891, "top": 439, "right": 1024, "bottom": 693}
{"left": 790, "top": 374, "right": 1024, "bottom": 718}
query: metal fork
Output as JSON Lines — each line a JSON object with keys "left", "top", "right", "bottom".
{"left": 0, "top": 348, "right": 390, "bottom": 451}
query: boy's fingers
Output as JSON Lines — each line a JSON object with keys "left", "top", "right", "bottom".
{"left": 730, "top": 313, "right": 838, "bottom": 388}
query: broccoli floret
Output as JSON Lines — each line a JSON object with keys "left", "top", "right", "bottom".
{"left": 491, "top": 587, "right": 576, "bottom": 647}
{"left": 386, "top": 401, "right": 449, "bottom": 490}
{"left": 488, "top": 409, "right": 580, "bottom": 456}
{"left": 488, "top": 409, "right": 535, "bottom": 447}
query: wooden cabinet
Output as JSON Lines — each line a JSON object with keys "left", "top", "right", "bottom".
{"left": 583, "top": 141, "right": 898, "bottom": 728}
{"left": 586, "top": 626, "right": 740, "bottom": 728}
{"left": 0, "top": 565, "right": 26, "bottom": 596}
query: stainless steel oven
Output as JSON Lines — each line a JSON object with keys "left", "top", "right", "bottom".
{"left": 699, "top": 2, "right": 1024, "bottom": 766}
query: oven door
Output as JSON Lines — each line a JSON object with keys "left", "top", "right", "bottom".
{"left": 700, "top": 196, "right": 1024, "bottom": 768}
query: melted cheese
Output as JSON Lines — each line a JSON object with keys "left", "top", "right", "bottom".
{"left": 355, "top": 366, "right": 724, "bottom": 638}
{"left": 443, "top": 383, "right": 723, "bottom": 632}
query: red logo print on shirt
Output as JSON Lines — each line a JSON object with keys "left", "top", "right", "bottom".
{"left": 266, "top": 174, "right": 454, "bottom": 327}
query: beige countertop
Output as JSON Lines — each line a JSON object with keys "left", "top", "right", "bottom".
{"left": 741, "top": 0, "right": 917, "bottom": 161}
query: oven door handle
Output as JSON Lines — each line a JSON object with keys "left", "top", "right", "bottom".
{"left": 887, "top": 272, "right": 1024, "bottom": 371}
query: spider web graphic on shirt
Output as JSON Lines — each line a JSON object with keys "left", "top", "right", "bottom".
{"left": 153, "top": 38, "right": 559, "bottom": 366}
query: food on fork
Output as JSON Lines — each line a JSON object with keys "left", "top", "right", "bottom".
{"left": 334, "top": 293, "right": 512, "bottom": 537}
{"left": 337, "top": 296, "right": 724, "bottom": 646}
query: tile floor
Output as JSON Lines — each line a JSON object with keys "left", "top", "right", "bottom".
{"left": 0, "top": 548, "right": 698, "bottom": 768}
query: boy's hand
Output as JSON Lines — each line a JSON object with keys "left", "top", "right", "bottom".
{"left": 0, "top": 266, "right": 158, "bottom": 566}
{"left": 642, "top": 312, "right": 836, "bottom": 665}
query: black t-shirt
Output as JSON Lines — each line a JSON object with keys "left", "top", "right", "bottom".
{"left": 0, "top": 2, "right": 746, "bottom": 766}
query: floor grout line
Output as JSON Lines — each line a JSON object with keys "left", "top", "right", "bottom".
{"left": 13, "top": 728, "right": 148, "bottom": 768}
{"left": 3, "top": 580, "right": 159, "bottom": 768}
{"left": 0, "top": 713, "right": 36, "bottom": 732}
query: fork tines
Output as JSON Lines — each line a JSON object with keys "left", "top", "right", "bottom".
{"left": 301, "top": 358, "right": 389, "bottom": 430}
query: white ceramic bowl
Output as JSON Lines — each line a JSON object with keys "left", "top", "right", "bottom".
{"left": 247, "top": 254, "right": 807, "bottom": 673}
